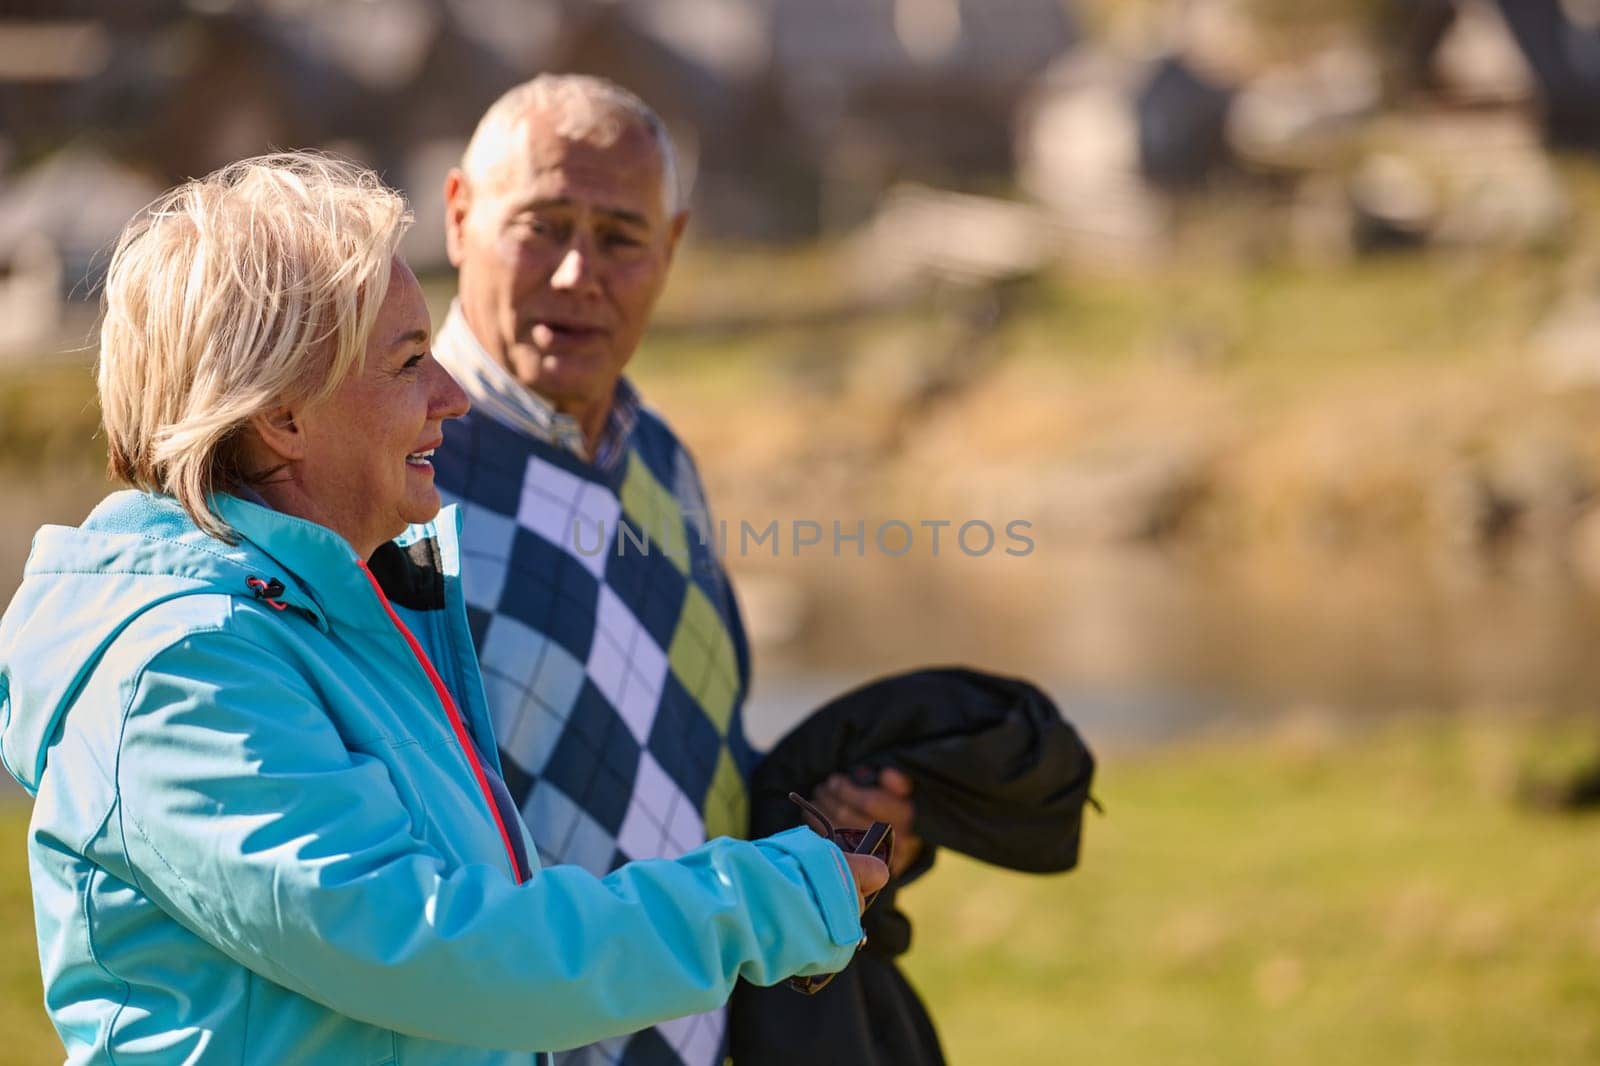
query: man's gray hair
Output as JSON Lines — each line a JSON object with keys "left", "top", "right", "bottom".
{"left": 460, "top": 74, "right": 683, "bottom": 217}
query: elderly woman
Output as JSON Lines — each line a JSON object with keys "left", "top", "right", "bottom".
{"left": 0, "top": 153, "right": 885, "bottom": 1065}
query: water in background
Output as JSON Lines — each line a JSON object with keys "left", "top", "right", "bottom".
{"left": 737, "top": 545, "right": 1600, "bottom": 752}
{"left": 7, "top": 466, "right": 1599, "bottom": 791}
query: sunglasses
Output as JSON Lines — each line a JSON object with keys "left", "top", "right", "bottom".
{"left": 786, "top": 791, "right": 895, "bottom": 995}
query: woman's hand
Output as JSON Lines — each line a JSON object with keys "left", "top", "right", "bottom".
{"left": 843, "top": 851, "right": 889, "bottom": 912}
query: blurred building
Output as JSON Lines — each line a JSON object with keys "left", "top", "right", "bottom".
{"left": 1, "top": 0, "right": 1598, "bottom": 337}
{"left": 0, "top": 0, "right": 1080, "bottom": 283}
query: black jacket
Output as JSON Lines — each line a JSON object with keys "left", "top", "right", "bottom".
{"left": 729, "top": 668, "right": 1097, "bottom": 1066}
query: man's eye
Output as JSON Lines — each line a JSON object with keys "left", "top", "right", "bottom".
{"left": 604, "top": 231, "right": 644, "bottom": 250}
{"left": 513, "top": 218, "right": 560, "bottom": 239}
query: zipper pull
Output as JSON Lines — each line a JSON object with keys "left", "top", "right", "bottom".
{"left": 247, "top": 576, "right": 289, "bottom": 612}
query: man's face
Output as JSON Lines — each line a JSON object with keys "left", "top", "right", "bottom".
{"left": 446, "top": 110, "right": 684, "bottom": 427}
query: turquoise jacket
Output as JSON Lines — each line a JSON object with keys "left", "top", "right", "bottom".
{"left": 0, "top": 491, "right": 862, "bottom": 1065}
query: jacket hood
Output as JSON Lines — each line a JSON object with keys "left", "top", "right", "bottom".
{"left": 0, "top": 490, "right": 326, "bottom": 795}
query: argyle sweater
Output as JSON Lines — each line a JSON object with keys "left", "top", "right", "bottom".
{"left": 434, "top": 403, "right": 755, "bottom": 1066}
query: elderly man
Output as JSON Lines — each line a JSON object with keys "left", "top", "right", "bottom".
{"left": 431, "top": 75, "right": 919, "bottom": 1066}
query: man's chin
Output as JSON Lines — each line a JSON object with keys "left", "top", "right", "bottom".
{"left": 507, "top": 344, "right": 593, "bottom": 385}
{"left": 520, "top": 354, "right": 616, "bottom": 405}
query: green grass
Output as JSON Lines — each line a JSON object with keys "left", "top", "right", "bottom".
{"left": 0, "top": 358, "right": 103, "bottom": 473}
{"left": 3, "top": 237, "right": 1582, "bottom": 475}
{"left": 900, "top": 718, "right": 1600, "bottom": 1065}
{"left": 1000, "top": 253, "right": 1558, "bottom": 382}
{"left": 1, "top": 718, "right": 1595, "bottom": 1063}
{"left": 0, "top": 804, "right": 56, "bottom": 1066}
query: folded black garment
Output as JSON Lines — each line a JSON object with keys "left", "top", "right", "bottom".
{"left": 729, "top": 667, "right": 1097, "bottom": 1066}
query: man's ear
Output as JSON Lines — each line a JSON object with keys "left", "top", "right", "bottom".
{"left": 664, "top": 210, "right": 690, "bottom": 264}
{"left": 444, "top": 168, "right": 471, "bottom": 269}
{"left": 248, "top": 406, "right": 305, "bottom": 465}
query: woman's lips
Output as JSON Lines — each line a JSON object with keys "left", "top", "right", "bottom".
{"left": 405, "top": 439, "right": 442, "bottom": 468}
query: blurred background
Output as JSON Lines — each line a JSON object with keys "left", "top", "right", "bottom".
{"left": 3, "top": 0, "right": 1600, "bottom": 1062}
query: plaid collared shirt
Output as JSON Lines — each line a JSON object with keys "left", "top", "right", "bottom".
{"left": 433, "top": 301, "right": 641, "bottom": 473}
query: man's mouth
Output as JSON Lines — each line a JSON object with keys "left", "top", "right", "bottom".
{"left": 533, "top": 319, "right": 605, "bottom": 343}
{"left": 405, "top": 448, "right": 436, "bottom": 468}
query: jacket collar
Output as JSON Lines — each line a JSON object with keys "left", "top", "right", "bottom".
{"left": 211, "top": 493, "right": 379, "bottom": 632}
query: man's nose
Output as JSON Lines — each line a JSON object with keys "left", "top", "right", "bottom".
{"left": 549, "top": 243, "right": 597, "bottom": 293}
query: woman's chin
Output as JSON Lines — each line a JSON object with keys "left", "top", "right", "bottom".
{"left": 401, "top": 489, "right": 443, "bottom": 527}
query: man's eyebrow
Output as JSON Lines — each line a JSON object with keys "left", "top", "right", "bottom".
{"left": 596, "top": 206, "right": 650, "bottom": 229}
{"left": 509, "top": 197, "right": 651, "bottom": 229}
{"left": 509, "top": 196, "right": 571, "bottom": 215}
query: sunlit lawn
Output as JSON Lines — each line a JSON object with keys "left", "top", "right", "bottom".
{"left": 902, "top": 713, "right": 1600, "bottom": 1062}
{"left": 1, "top": 717, "right": 1596, "bottom": 1064}
{"left": 3, "top": 241, "right": 1574, "bottom": 471}
{"left": 900, "top": 717, "right": 1600, "bottom": 1065}
{"left": 0, "top": 800, "right": 55, "bottom": 1066}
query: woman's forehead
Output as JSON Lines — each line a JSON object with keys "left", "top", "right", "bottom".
{"left": 372, "top": 261, "right": 431, "bottom": 349}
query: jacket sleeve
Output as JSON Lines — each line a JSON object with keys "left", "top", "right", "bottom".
{"left": 107, "top": 627, "right": 862, "bottom": 1053}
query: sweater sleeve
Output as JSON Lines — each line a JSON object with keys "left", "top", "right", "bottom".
{"left": 107, "top": 627, "right": 861, "bottom": 1053}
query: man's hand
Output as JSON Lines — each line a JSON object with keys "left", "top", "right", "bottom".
{"left": 813, "top": 768, "right": 925, "bottom": 878}
{"left": 844, "top": 852, "right": 889, "bottom": 912}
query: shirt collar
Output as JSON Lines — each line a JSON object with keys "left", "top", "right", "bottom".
{"left": 433, "top": 300, "right": 640, "bottom": 471}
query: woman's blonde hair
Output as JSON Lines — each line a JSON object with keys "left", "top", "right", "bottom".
{"left": 98, "top": 151, "right": 412, "bottom": 540}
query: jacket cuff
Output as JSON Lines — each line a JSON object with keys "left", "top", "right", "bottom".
{"left": 755, "top": 826, "right": 863, "bottom": 948}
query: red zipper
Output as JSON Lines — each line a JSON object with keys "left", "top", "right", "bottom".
{"left": 358, "top": 561, "right": 526, "bottom": 884}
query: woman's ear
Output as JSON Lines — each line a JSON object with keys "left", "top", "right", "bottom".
{"left": 248, "top": 406, "right": 305, "bottom": 464}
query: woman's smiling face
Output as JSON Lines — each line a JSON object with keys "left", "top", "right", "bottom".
{"left": 288, "top": 259, "right": 470, "bottom": 556}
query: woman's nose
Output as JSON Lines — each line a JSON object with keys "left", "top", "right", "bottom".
{"left": 432, "top": 363, "right": 471, "bottom": 420}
